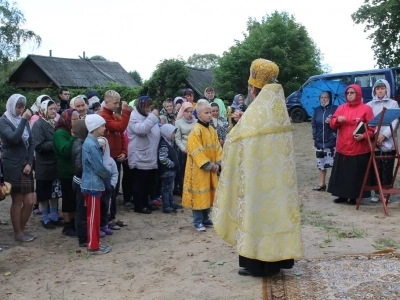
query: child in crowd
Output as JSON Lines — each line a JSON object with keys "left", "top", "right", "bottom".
{"left": 122, "top": 130, "right": 135, "bottom": 208}
{"left": 210, "top": 103, "right": 229, "bottom": 146}
{"left": 182, "top": 100, "right": 222, "bottom": 231}
{"left": 97, "top": 137, "right": 118, "bottom": 236}
{"left": 71, "top": 120, "right": 88, "bottom": 247}
{"left": 158, "top": 124, "right": 182, "bottom": 213}
{"left": 81, "top": 114, "right": 111, "bottom": 254}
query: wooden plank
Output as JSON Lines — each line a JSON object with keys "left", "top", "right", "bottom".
{"left": 15, "top": 82, "right": 56, "bottom": 88}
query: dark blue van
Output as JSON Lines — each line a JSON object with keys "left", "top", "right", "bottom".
{"left": 286, "top": 68, "right": 400, "bottom": 123}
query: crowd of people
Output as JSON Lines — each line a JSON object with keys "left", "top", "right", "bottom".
{"left": 311, "top": 79, "right": 399, "bottom": 205}
{"left": 0, "top": 85, "right": 239, "bottom": 255}
{"left": 2, "top": 57, "right": 393, "bottom": 278}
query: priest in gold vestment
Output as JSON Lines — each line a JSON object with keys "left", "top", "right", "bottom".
{"left": 212, "top": 59, "right": 302, "bottom": 277}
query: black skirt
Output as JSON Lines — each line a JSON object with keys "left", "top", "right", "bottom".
{"left": 328, "top": 152, "right": 371, "bottom": 199}
{"left": 369, "top": 150, "right": 396, "bottom": 187}
{"left": 36, "top": 179, "right": 62, "bottom": 201}
{"left": 239, "top": 255, "right": 294, "bottom": 276}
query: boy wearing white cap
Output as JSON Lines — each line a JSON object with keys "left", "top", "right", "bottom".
{"left": 81, "top": 114, "right": 112, "bottom": 254}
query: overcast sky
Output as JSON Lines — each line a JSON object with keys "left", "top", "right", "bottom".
{"left": 17, "top": 0, "right": 376, "bottom": 80}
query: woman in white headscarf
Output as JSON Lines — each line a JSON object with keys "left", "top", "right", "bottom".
{"left": 29, "top": 95, "right": 51, "bottom": 128}
{"left": 0, "top": 94, "right": 36, "bottom": 242}
{"left": 32, "top": 100, "right": 63, "bottom": 229}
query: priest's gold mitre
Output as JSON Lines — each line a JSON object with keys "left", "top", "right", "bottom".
{"left": 248, "top": 58, "right": 279, "bottom": 89}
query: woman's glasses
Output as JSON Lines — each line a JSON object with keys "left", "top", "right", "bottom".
{"left": 346, "top": 92, "right": 356, "bottom": 95}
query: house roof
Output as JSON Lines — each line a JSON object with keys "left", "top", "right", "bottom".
{"left": 185, "top": 67, "right": 214, "bottom": 96}
{"left": 8, "top": 54, "right": 139, "bottom": 88}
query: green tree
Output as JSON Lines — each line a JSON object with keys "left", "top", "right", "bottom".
{"left": 0, "top": 56, "right": 23, "bottom": 83}
{"left": 352, "top": 0, "right": 400, "bottom": 67}
{"left": 89, "top": 55, "right": 107, "bottom": 61}
{"left": 187, "top": 53, "right": 220, "bottom": 69}
{"left": 140, "top": 58, "right": 189, "bottom": 109}
{"left": 129, "top": 70, "right": 143, "bottom": 86}
{"left": 214, "top": 11, "right": 323, "bottom": 100}
{"left": 0, "top": 0, "right": 41, "bottom": 64}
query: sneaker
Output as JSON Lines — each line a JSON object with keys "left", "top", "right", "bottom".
{"left": 124, "top": 202, "right": 135, "bottom": 209}
{"left": 15, "top": 234, "right": 34, "bottom": 242}
{"left": 87, "top": 244, "right": 111, "bottom": 255}
{"left": 152, "top": 199, "right": 163, "bottom": 207}
{"left": 24, "top": 231, "right": 37, "bottom": 239}
{"left": 79, "top": 242, "right": 88, "bottom": 248}
{"left": 32, "top": 208, "right": 42, "bottom": 216}
{"left": 163, "top": 207, "right": 177, "bottom": 214}
{"left": 99, "top": 231, "right": 106, "bottom": 238}
{"left": 101, "top": 226, "right": 113, "bottom": 235}
{"left": 50, "top": 219, "right": 64, "bottom": 227}
{"left": 42, "top": 220, "right": 56, "bottom": 230}
{"left": 370, "top": 195, "right": 380, "bottom": 203}
{"left": 62, "top": 227, "right": 77, "bottom": 237}
{"left": 195, "top": 224, "right": 206, "bottom": 232}
{"left": 171, "top": 204, "right": 183, "bottom": 209}
{"left": 203, "top": 220, "right": 213, "bottom": 228}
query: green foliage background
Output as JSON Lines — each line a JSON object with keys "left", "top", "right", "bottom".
{"left": 139, "top": 58, "right": 190, "bottom": 109}
{"left": 214, "top": 11, "right": 323, "bottom": 101}
{"left": 0, "top": 82, "right": 140, "bottom": 114}
{"left": 352, "top": 0, "right": 400, "bottom": 68}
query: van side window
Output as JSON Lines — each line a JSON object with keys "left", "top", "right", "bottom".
{"left": 328, "top": 76, "right": 352, "bottom": 86}
{"left": 354, "top": 74, "right": 385, "bottom": 87}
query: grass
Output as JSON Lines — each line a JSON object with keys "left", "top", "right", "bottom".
{"left": 373, "top": 237, "right": 400, "bottom": 250}
{"left": 301, "top": 209, "right": 340, "bottom": 232}
{"left": 301, "top": 209, "right": 366, "bottom": 240}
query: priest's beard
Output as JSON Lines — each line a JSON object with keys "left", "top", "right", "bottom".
{"left": 245, "top": 86, "right": 255, "bottom": 106}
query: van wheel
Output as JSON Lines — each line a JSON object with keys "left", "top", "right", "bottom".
{"left": 291, "top": 108, "right": 306, "bottom": 123}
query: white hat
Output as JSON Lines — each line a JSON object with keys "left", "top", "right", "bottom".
{"left": 85, "top": 114, "right": 105, "bottom": 132}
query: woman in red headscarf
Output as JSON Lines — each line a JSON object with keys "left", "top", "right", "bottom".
{"left": 328, "top": 84, "right": 375, "bottom": 205}
{"left": 53, "top": 108, "right": 79, "bottom": 236}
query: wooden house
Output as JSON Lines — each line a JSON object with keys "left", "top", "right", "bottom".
{"left": 8, "top": 54, "right": 139, "bottom": 89}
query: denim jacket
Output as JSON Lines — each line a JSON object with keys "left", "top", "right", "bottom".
{"left": 81, "top": 134, "right": 109, "bottom": 194}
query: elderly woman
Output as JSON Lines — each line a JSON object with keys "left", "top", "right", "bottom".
{"left": 127, "top": 96, "right": 161, "bottom": 214}
{"left": 70, "top": 96, "right": 88, "bottom": 119}
{"left": 175, "top": 102, "right": 197, "bottom": 195}
{"left": 231, "top": 94, "right": 244, "bottom": 110}
{"left": 367, "top": 79, "right": 399, "bottom": 202}
{"left": 0, "top": 94, "right": 36, "bottom": 242}
{"left": 53, "top": 108, "right": 79, "bottom": 236}
{"left": 174, "top": 96, "right": 185, "bottom": 112}
{"left": 29, "top": 95, "right": 52, "bottom": 128}
{"left": 29, "top": 94, "right": 53, "bottom": 216}
{"left": 311, "top": 92, "right": 338, "bottom": 191}
{"left": 32, "top": 100, "right": 62, "bottom": 229}
{"left": 328, "top": 84, "right": 375, "bottom": 205}
{"left": 159, "top": 98, "right": 177, "bottom": 125}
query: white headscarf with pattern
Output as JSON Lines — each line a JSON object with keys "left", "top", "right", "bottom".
{"left": 4, "top": 94, "right": 30, "bottom": 142}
